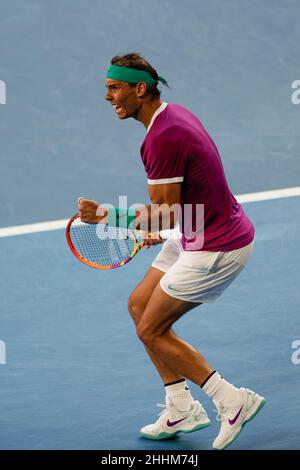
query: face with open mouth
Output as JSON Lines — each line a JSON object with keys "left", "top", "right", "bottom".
{"left": 105, "top": 79, "right": 139, "bottom": 120}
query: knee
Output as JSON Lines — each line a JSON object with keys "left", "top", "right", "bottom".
{"left": 137, "top": 322, "right": 171, "bottom": 351}
{"left": 137, "top": 321, "right": 166, "bottom": 352}
{"left": 136, "top": 322, "right": 156, "bottom": 349}
{"left": 127, "top": 294, "right": 144, "bottom": 326}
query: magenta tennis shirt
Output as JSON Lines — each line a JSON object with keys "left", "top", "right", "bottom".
{"left": 140, "top": 103, "right": 254, "bottom": 251}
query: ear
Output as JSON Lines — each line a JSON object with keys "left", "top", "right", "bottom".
{"left": 136, "top": 82, "right": 148, "bottom": 98}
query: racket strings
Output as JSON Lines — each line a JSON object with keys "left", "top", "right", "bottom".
{"left": 69, "top": 219, "right": 138, "bottom": 267}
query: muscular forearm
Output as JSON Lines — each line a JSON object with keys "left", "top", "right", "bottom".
{"left": 78, "top": 198, "right": 179, "bottom": 232}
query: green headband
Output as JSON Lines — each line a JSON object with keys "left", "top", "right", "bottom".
{"left": 106, "top": 64, "right": 169, "bottom": 88}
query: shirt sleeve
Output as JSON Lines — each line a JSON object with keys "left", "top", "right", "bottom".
{"left": 143, "top": 130, "right": 186, "bottom": 185}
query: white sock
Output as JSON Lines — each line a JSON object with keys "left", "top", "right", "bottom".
{"left": 165, "top": 379, "right": 194, "bottom": 412}
{"left": 201, "top": 371, "right": 241, "bottom": 407}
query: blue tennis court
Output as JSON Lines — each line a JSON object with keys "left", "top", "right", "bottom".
{"left": 0, "top": 0, "right": 299, "bottom": 451}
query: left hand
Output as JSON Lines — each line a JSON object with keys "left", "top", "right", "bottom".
{"left": 141, "top": 232, "right": 164, "bottom": 249}
{"left": 77, "top": 197, "right": 107, "bottom": 224}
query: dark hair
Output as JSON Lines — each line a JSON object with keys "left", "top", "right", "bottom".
{"left": 111, "top": 52, "right": 161, "bottom": 99}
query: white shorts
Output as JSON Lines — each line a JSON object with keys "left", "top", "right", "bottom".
{"left": 152, "top": 239, "right": 254, "bottom": 304}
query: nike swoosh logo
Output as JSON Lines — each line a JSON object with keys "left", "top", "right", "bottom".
{"left": 228, "top": 405, "right": 243, "bottom": 425}
{"left": 167, "top": 417, "right": 187, "bottom": 427}
{"left": 167, "top": 284, "right": 181, "bottom": 292}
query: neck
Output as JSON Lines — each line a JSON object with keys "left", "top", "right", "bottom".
{"left": 136, "top": 99, "right": 163, "bottom": 129}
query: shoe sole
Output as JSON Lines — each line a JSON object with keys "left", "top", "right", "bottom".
{"left": 214, "top": 397, "right": 266, "bottom": 450}
{"left": 141, "top": 421, "right": 211, "bottom": 440}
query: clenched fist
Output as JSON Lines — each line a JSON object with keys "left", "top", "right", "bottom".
{"left": 77, "top": 197, "right": 107, "bottom": 224}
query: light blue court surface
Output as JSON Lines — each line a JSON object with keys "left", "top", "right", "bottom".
{"left": 0, "top": 0, "right": 300, "bottom": 451}
{"left": 0, "top": 196, "right": 299, "bottom": 450}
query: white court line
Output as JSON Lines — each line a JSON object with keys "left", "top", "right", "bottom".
{"left": 0, "top": 186, "right": 300, "bottom": 238}
{"left": 236, "top": 186, "right": 300, "bottom": 203}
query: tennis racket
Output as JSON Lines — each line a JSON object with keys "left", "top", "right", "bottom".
{"left": 66, "top": 213, "right": 146, "bottom": 269}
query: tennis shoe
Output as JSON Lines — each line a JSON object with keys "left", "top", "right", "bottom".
{"left": 140, "top": 399, "right": 210, "bottom": 440}
{"left": 213, "top": 387, "right": 266, "bottom": 450}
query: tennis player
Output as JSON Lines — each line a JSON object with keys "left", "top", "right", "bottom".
{"left": 78, "top": 53, "right": 266, "bottom": 450}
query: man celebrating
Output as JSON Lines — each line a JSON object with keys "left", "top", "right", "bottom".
{"left": 78, "top": 53, "right": 265, "bottom": 450}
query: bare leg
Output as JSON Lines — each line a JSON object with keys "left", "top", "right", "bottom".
{"left": 137, "top": 283, "right": 214, "bottom": 386}
{"left": 128, "top": 267, "right": 184, "bottom": 383}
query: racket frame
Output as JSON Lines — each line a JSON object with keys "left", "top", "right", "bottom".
{"left": 66, "top": 214, "right": 144, "bottom": 269}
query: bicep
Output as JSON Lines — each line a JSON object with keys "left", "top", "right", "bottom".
{"left": 148, "top": 183, "right": 181, "bottom": 206}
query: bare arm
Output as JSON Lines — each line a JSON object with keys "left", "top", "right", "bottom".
{"left": 78, "top": 183, "right": 181, "bottom": 233}
{"left": 135, "top": 183, "right": 181, "bottom": 232}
